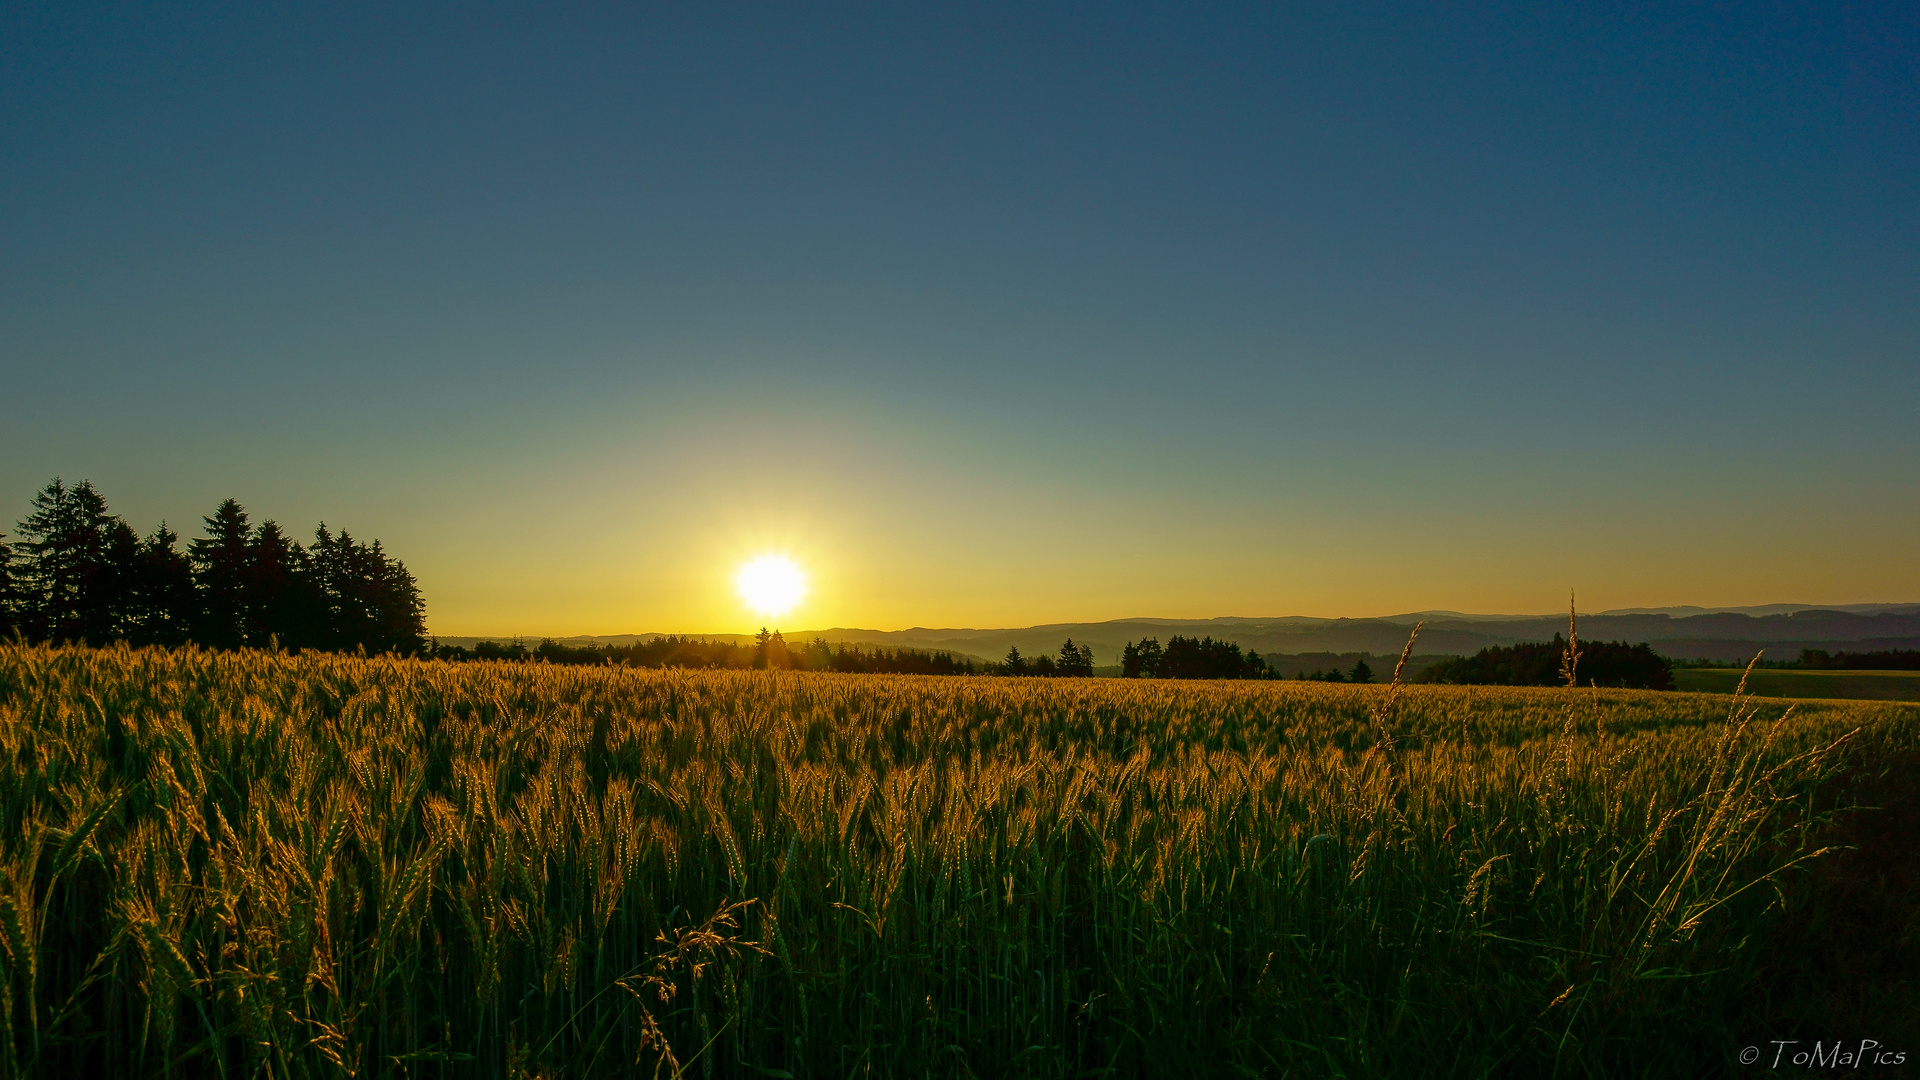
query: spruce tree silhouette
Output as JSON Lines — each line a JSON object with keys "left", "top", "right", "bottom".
{"left": 0, "top": 530, "right": 16, "bottom": 638}
{"left": 1122, "top": 637, "right": 1164, "bottom": 678}
{"left": 132, "top": 523, "right": 195, "bottom": 647}
{"left": 308, "top": 526, "right": 427, "bottom": 655}
{"left": 191, "top": 499, "right": 252, "bottom": 649}
{"left": 94, "top": 516, "right": 141, "bottom": 644}
{"left": 371, "top": 543, "right": 427, "bottom": 654}
{"left": 248, "top": 520, "right": 319, "bottom": 649}
{"left": 1057, "top": 638, "right": 1095, "bottom": 677}
{"left": 15, "top": 479, "right": 118, "bottom": 644}
{"left": 309, "top": 525, "right": 347, "bottom": 650}
{"left": 4, "top": 478, "right": 427, "bottom": 655}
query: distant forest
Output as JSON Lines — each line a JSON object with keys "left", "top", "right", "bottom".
{"left": 1416, "top": 635, "right": 1675, "bottom": 690}
{"left": 1797, "top": 648, "right": 1920, "bottom": 670}
{"left": 0, "top": 479, "right": 426, "bottom": 654}
{"left": 437, "top": 632, "right": 1121, "bottom": 678}
{"left": 434, "top": 631, "right": 986, "bottom": 675}
{"left": 1119, "top": 637, "right": 1398, "bottom": 682}
{"left": 996, "top": 639, "right": 1096, "bottom": 677}
{"left": 1291, "top": 657, "right": 1376, "bottom": 683}
{"left": 1121, "top": 636, "right": 1273, "bottom": 679}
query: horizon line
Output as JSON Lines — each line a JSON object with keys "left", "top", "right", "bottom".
{"left": 428, "top": 601, "right": 1920, "bottom": 641}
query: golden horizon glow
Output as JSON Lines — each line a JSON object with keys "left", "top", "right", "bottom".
{"left": 735, "top": 555, "right": 808, "bottom": 619}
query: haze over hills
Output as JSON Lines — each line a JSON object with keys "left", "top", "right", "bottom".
{"left": 438, "top": 604, "right": 1920, "bottom": 666}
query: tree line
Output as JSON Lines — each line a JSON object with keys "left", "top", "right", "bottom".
{"left": 1120, "top": 636, "right": 1273, "bottom": 679}
{"left": 995, "top": 639, "right": 1096, "bottom": 677}
{"left": 0, "top": 478, "right": 426, "bottom": 654}
{"left": 1414, "top": 635, "right": 1675, "bottom": 690}
{"left": 1797, "top": 648, "right": 1920, "bottom": 671}
{"left": 442, "top": 634, "right": 1118, "bottom": 678}
{"left": 1292, "top": 658, "right": 1374, "bottom": 683}
{"left": 433, "top": 630, "right": 986, "bottom": 675}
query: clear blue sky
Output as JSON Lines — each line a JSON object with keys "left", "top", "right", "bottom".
{"left": 4, "top": 2, "right": 1916, "bottom": 633}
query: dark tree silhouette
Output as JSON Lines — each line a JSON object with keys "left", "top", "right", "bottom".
{"left": 1798, "top": 648, "right": 1920, "bottom": 671}
{"left": 94, "top": 517, "right": 142, "bottom": 643}
{"left": 752, "top": 628, "right": 796, "bottom": 670}
{"left": 248, "top": 520, "right": 316, "bottom": 649}
{"left": 1123, "top": 635, "right": 1269, "bottom": 679}
{"left": 453, "top": 636, "right": 982, "bottom": 674}
{"left": 371, "top": 542, "right": 426, "bottom": 654}
{"left": 6, "top": 479, "right": 427, "bottom": 657}
{"left": 1057, "top": 638, "right": 1095, "bottom": 677}
{"left": 1417, "top": 635, "right": 1674, "bottom": 690}
{"left": 811, "top": 640, "right": 978, "bottom": 674}
{"left": 0, "top": 530, "right": 17, "bottom": 638}
{"left": 1348, "top": 658, "right": 1374, "bottom": 684}
{"left": 191, "top": 498, "right": 253, "bottom": 649}
{"left": 1122, "top": 637, "right": 1164, "bottom": 678}
{"left": 15, "top": 479, "right": 120, "bottom": 644}
{"left": 129, "top": 524, "right": 195, "bottom": 647}
{"left": 1160, "top": 636, "right": 1249, "bottom": 679}
{"left": 308, "top": 528, "right": 425, "bottom": 655}
{"left": 472, "top": 639, "right": 532, "bottom": 661}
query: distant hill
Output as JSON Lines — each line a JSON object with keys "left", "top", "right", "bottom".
{"left": 438, "top": 605, "right": 1920, "bottom": 666}
{"left": 1588, "top": 603, "right": 1920, "bottom": 618}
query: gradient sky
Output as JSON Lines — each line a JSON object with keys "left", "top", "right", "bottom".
{"left": 4, "top": 2, "right": 1916, "bottom": 635}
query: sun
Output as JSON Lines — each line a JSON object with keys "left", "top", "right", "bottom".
{"left": 735, "top": 555, "right": 807, "bottom": 618}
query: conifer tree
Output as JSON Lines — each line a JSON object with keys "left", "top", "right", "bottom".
{"left": 1122, "top": 637, "right": 1164, "bottom": 678}
{"left": 191, "top": 499, "right": 253, "bottom": 649}
{"left": 5, "top": 480, "right": 429, "bottom": 655}
{"left": 1057, "top": 638, "right": 1095, "bottom": 677}
{"left": 371, "top": 546, "right": 427, "bottom": 654}
{"left": 0, "top": 530, "right": 16, "bottom": 638}
{"left": 93, "top": 517, "right": 142, "bottom": 643}
{"left": 15, "top": 479, "right": 120, "bottom": 644}
{"left": 1243, "top": 648, "right": 1271, "bottom": 679}
{"left": 308, "top": 524, "right": 346, "bottom": 650}
{"left": 131, "top": 524, "right": 195, "bottom": 647}
{"left": 248, "top": 520, "right": 322, "bottom": 649}
{"left": 306, "top": 525, "right": 427, "bottom": 655}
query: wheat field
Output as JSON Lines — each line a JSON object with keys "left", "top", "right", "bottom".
{"left": 0, "top": 642, "right": 1912, "bottom": 1078}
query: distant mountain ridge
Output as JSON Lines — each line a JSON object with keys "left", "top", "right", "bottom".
{"left": 1587, "top": 603, "right": 1920, "bottom": 618}
{"left": 439, "top": 603, "right": 1920, "bottom": 665}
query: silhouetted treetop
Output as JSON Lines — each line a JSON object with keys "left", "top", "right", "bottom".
{"left": 1416, "top": 635, "right": 1674, "bottom": 690}
{"left": 1121, "top": 635, "right": 1270, "bottom": 680}
{"left": 8, "top": 478, "right": 425, "bottom": 656}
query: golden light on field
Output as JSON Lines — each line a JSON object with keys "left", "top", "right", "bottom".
{"left": 735, "top": 555, "right": 807, "bottom": 618}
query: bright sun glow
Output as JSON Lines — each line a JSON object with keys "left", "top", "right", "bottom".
{"left": 735, "top": 555, "right": 807, "bottom": 618}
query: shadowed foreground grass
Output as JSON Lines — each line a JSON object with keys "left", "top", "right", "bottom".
{"left": 0, "top": 643, "right": 1913, "bottom": 1078}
